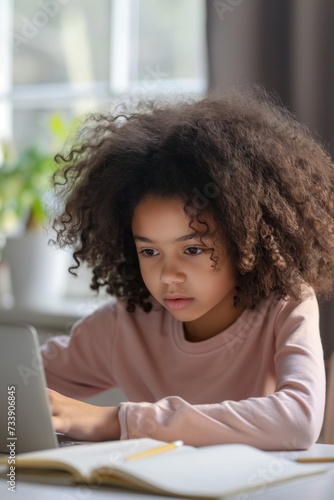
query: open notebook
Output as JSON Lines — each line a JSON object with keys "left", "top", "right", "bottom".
{"left": 0, "top": 322, "right": 85, "bottom": 454}
{"left": 0, "top": 438, "right": 327, "bottom": 498}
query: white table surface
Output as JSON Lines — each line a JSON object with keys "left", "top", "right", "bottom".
{"left": 1, "top": 444, "right": 334, "bottom": 500}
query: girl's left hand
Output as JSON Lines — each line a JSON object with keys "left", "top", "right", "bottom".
{"left": 47, "top": 388, "right": 121, "bottom": 441}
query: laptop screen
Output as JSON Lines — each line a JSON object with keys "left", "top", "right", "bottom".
{"left": 0, "top": 322, "right": 58, "bottom": 454}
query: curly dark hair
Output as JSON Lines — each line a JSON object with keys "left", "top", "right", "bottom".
{"left": 52, "top": 87, "right": 334, "bottom": 313}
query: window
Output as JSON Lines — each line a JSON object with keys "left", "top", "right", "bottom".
{"left": 0, "top": 0, "right": 207, "bottom": 300}
{"left": 5, "top": 0, "right": 206, "bottom": 151}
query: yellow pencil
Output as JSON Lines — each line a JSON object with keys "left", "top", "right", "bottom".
{"left": 296, "top": 457, "right": 334, "bottom": 463}
{"left": 126, "top": 440, "right": 184, "bottom": 461}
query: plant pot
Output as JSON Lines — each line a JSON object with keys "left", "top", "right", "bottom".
{"left": 2, "top": 233, "right": 68, "bottom": 309}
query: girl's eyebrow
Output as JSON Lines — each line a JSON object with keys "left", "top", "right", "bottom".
{"left": 133, "top": 231, "right": 200, "bottom": 244}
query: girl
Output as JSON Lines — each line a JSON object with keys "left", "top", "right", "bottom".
{"left": 43, "top": 88, "right": 334, "bottom": 450}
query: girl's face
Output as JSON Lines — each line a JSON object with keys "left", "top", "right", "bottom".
{"left": 132, "top": 196, "right": 244, "bottom": 341}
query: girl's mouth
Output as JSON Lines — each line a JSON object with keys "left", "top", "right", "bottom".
{"left": 164, "top": 298, "right": 193, "bottom": 310}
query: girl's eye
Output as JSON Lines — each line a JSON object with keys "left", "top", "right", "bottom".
{"left": 139, "top": 249, "right": 159, "bottom": 257}
{"left": 185, "top": 247, "right": 203, "bottom": 255}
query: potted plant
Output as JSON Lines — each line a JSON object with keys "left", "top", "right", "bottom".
{"left": 0, "top": 144, "right": 56, "bottom": 232}
{"left": 0, "top": 115, "right": 76, "bottom": 309}
{"left": 0, "top": 114, "right": 74, "bottom": 233}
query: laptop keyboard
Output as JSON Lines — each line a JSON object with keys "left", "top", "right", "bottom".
{"left": 56, "top": 433, "right": 83, "bottom": 447}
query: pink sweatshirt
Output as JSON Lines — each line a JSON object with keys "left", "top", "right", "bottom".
{"left": 41, "top": 287, "right": 325, "bottom": 450}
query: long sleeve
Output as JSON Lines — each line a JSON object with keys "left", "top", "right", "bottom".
{"left": 118, "top": 290, "right": 326, "bottom": 450}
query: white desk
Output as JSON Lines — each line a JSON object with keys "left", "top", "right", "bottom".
{"left": 1, "top": 444, "right": 334, "bottom": 500}
{"left": 228, "top": 444, "right": 334, "bottom": 500}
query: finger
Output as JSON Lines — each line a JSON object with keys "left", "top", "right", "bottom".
{"left": 52, "top": 416, "right": 66, "bottom": 434}
{"left": 47, "top": 390, "right": 62, "bottom": 415}
{"left": 47, "top": 388, "right": 59, "bottom": 402}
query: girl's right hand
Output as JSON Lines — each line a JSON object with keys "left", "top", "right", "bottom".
{"left": 47, "top": 388, "right": 121, "bottom": 441}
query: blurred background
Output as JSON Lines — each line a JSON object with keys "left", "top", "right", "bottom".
{"left": 0, "top": 0, "right": 333, "bottom": 358}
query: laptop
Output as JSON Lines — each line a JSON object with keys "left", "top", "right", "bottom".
{"left": 0, "top": 322, "right": 84, "bottom": 454}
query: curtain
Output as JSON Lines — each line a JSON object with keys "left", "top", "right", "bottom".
{"left": 206, "top": 0, "right": 334, "bottom": 358}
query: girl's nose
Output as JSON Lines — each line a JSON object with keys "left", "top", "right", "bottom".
{"left": 160, "top": 264, "right": 186, "bottom": 284}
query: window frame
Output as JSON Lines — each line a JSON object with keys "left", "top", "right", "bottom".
{"left": 1, "top": 0, "right": 206, "bottom": 125}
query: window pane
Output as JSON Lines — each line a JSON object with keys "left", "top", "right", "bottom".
{"left": 136, "top": 0, "right": 206, "bottom": 82}
{"left": 13, "top": 0, "right": 111, "bottom": 85}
